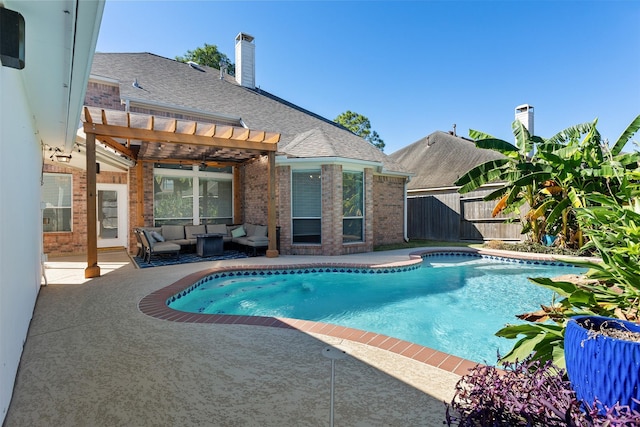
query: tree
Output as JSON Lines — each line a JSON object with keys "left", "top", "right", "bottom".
{"left": 334, "top": 110, "right": 386, "bottom": 151}
{"left": 176, "top": 43, "right": 235, "bottom": 75}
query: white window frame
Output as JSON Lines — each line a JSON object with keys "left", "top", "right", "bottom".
{"left": 342, "top": 170, "right": 364, "bottom": 243}
{"left": 42, "top": 173, "right": 73, "bottom": 233}
{"left": 153, "top": 165, "right": 233, "bottom": 226}
{"left": 291, "top": 169, "right": 322, "bottom": 245}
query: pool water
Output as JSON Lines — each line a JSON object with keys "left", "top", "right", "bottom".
{"left": 169, "top": 254, "right": 582, "bottom": 364}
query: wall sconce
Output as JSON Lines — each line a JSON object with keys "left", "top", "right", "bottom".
{"left": 49, "top": 147, "right": 71, "bottom": 163}
{"left": 0, "top": 7, "right": 25, "bottom": 69}
{"left": 55, "top": 153, "right": 72, "bottom": 163}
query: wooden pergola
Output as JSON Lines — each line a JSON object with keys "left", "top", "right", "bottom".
{"left": 81, "top": 107, "right": 280, "bottom": 278}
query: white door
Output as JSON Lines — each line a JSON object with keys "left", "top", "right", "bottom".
{"left": 97, "top": 184, "right": 128, "bottom": 248}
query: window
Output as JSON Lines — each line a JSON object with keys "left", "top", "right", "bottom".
{"left": 343, "top": 171, "right": 364, "bottom": 242}
{"left": 153, "top": 174, "right": 194, "bottom": 225}
{"left": 42, "top": 173, "right": 72, "bottom": 232}
{"left": 153, "top": 166, "right": 233, "bottom": 226}
{"left": 292, "top": 170, "right": 321, "bottom": 244}
{"left": 199, "top": 177, "right": 232, "bottom": 224}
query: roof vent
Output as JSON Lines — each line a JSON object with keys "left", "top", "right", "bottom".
{"left": 219, "top": 59, "right": 228, "bottom": 80}
{"left": 132, "top": 78, "right": 141, "bottom": 89}
{"left": 187, "top": 61, "right": 205, "bottom": 72}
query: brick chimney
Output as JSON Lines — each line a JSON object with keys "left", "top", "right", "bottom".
{"left": 235, "top": 32, "right": 255, "bottom": 89}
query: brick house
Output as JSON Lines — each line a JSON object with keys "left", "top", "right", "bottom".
{"left": 42, "top": 33, "right": 412, "bottom": 258}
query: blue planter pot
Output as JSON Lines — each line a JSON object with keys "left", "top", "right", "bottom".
{"left": 565, "top": 315, "right": 640, "bottom": 413}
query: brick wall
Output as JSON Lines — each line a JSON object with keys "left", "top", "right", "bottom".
{"left": 372, "top": 175, "right": 406, "bottom": 246}
{"left": 84, "top": 81, "right": 124, "bottom": 110}
{"left": 240, "top": 157, "right": 269, "bottom": 225}
{"left": 276, "top": 165, "right": 291, "bottom": 254}
{"left": 42, "top": 163, "right": 128, "bottom": 256}
{"left": 280, "top": 165, "right": 377, "bottom": 256}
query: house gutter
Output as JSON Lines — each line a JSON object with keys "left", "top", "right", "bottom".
{"left": 276, "top": 156, "right": 383, "bottom": 169}
{"left": 407, "top": 182, "right": 503, "bottom": 194}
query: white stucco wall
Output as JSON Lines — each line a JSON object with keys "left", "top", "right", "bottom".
{"left": 0, "top": 66, "right": 43, "bottom": 420}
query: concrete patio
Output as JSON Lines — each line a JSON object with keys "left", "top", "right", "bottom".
{"left": 5, "top": 249, "right": 461, "bottom": 426}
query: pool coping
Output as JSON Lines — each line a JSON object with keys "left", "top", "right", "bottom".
{"left": 138, "top": 247, "right": 586, "bottom": 377}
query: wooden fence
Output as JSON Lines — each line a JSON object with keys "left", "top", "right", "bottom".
{"left": 407, "top": 187, "right": 523, "bottom": 242}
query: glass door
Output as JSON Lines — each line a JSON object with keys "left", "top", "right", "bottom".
{"left": 97, "top": 184, "right": 128, "bottom": 248}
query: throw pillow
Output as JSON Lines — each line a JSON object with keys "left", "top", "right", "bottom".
{"left": 231, "top": 226, "right": 246, "bottom": 238}
{"left": 151, "top": 231, "right": 165, "bottom": 242}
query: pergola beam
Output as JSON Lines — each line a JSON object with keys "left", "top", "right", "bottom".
{"left": 83, "top": 122, "right": 278, "bottom": 152}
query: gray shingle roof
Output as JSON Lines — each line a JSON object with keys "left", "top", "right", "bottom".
{"left": 90, "top": 53, "right": 409, "bottom": 174}
{"left": 388, "top": 131, "right": 505, "bottom": 189}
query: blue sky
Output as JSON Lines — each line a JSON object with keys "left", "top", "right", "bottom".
{"left": 96, "top": 0, "right": 640, "bottom": 154}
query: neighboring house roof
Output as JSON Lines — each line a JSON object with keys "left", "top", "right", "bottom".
{"left": 389, "top": 131, "right": 505, "bottom": 190}
{"left": 90, "top": 52, "right": 409, "bottom": 175}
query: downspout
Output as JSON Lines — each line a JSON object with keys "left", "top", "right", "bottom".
{"left": 404, "top": 179, "right": 409, "bottom": 242}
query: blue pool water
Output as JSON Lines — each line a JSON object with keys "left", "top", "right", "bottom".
{"left": 169, "top": 254, "right": 582, "bottom": 364}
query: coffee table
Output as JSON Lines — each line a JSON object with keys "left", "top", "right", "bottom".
{"left": 194, "top": 233, "right": 224, "bottom": 257}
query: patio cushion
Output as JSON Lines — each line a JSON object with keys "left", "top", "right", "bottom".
{"left": 151, "top": 231, "right": 165, "bottom": 242}
{"left": 254, "top": 225, "right": 267, "bottom": 237}
{"left": 185, "top": 225, "right": 206, "bottom": 239}
{"left": 161, "top": 225, "right": 185, "bottom": 241}
{"left": 152, "top": 241, "right": 181, "bottom": 253}
{"left": 206, "top": 223, "right": 227, "bottom": 235}
{"left": 246, "top": 236, "right": 269, "bottom": 247}
{"left": 244, "top": 223, "right": 256, "bottom": 237}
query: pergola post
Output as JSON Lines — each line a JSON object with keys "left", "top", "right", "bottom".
{"left": 85, "top": 131, "right": 101, "bottom": 278}
{"left": 266, "top": 151, "right": 279, "bottom": 258}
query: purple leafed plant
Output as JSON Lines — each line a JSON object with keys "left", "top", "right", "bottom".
{"left": 444, "top": 357, "right": 640, "bottom": 426}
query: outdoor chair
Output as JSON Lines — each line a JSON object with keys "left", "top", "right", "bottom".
{"left": 134, "top": 227, "right": 144, "bottom": 257}
{"left": 136, "top": 228, "right": 180, "bottom": 263}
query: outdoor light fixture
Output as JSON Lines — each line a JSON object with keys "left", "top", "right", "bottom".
{"left": 0, "top": 7, "right": 25, "bottom": 69}
{"left": 55, "top": 153, "right": 72, "bottom": 163}
{"left": 49, "top": 147, "right": 72, "bottom": 163}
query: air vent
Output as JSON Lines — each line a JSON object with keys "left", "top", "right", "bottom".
{"left": 187, "top": 61, "right": 205, "bottom": 72}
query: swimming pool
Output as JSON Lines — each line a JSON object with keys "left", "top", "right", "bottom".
{"left": 167, "top": 253, "right": 582, "bottom": 364}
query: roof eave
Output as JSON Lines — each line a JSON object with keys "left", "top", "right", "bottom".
{"left": 122, "top": 96, "right": 244, "bottom": 126}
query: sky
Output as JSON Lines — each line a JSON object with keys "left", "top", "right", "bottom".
{"left": 95, "top": 0, "right": 640, "bottom": 154}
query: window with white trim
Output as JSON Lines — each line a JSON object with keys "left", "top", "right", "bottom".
{"left": 292, "top": 170, "right": 321, "bottom": 244}
{"left": 343, "top": 171, "right": 364, "bottom": 242}
{"left": 154, "top": 165, "right": 233, "bottom": 226}
{"left": 199, "top": 177, "right": 232, "bottom": 224}
{"left": 42, "top": 173, "right": 72, "bottom": 232}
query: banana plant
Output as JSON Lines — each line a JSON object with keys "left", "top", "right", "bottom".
{"left": 534, "top": 117, "right": 640, "bottom": 249}
{"left": 495, "top": 115, "right": 640, "bottom": 369}
{"left": 456, "top": 121, "right": 550, "bottom": 243}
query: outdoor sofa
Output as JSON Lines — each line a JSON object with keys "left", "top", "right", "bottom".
{"left": 134, "top": 228, "right": 180, "bottom": 263}
{"left": 134, "top": 223, "right": 270, "bottom": 259}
